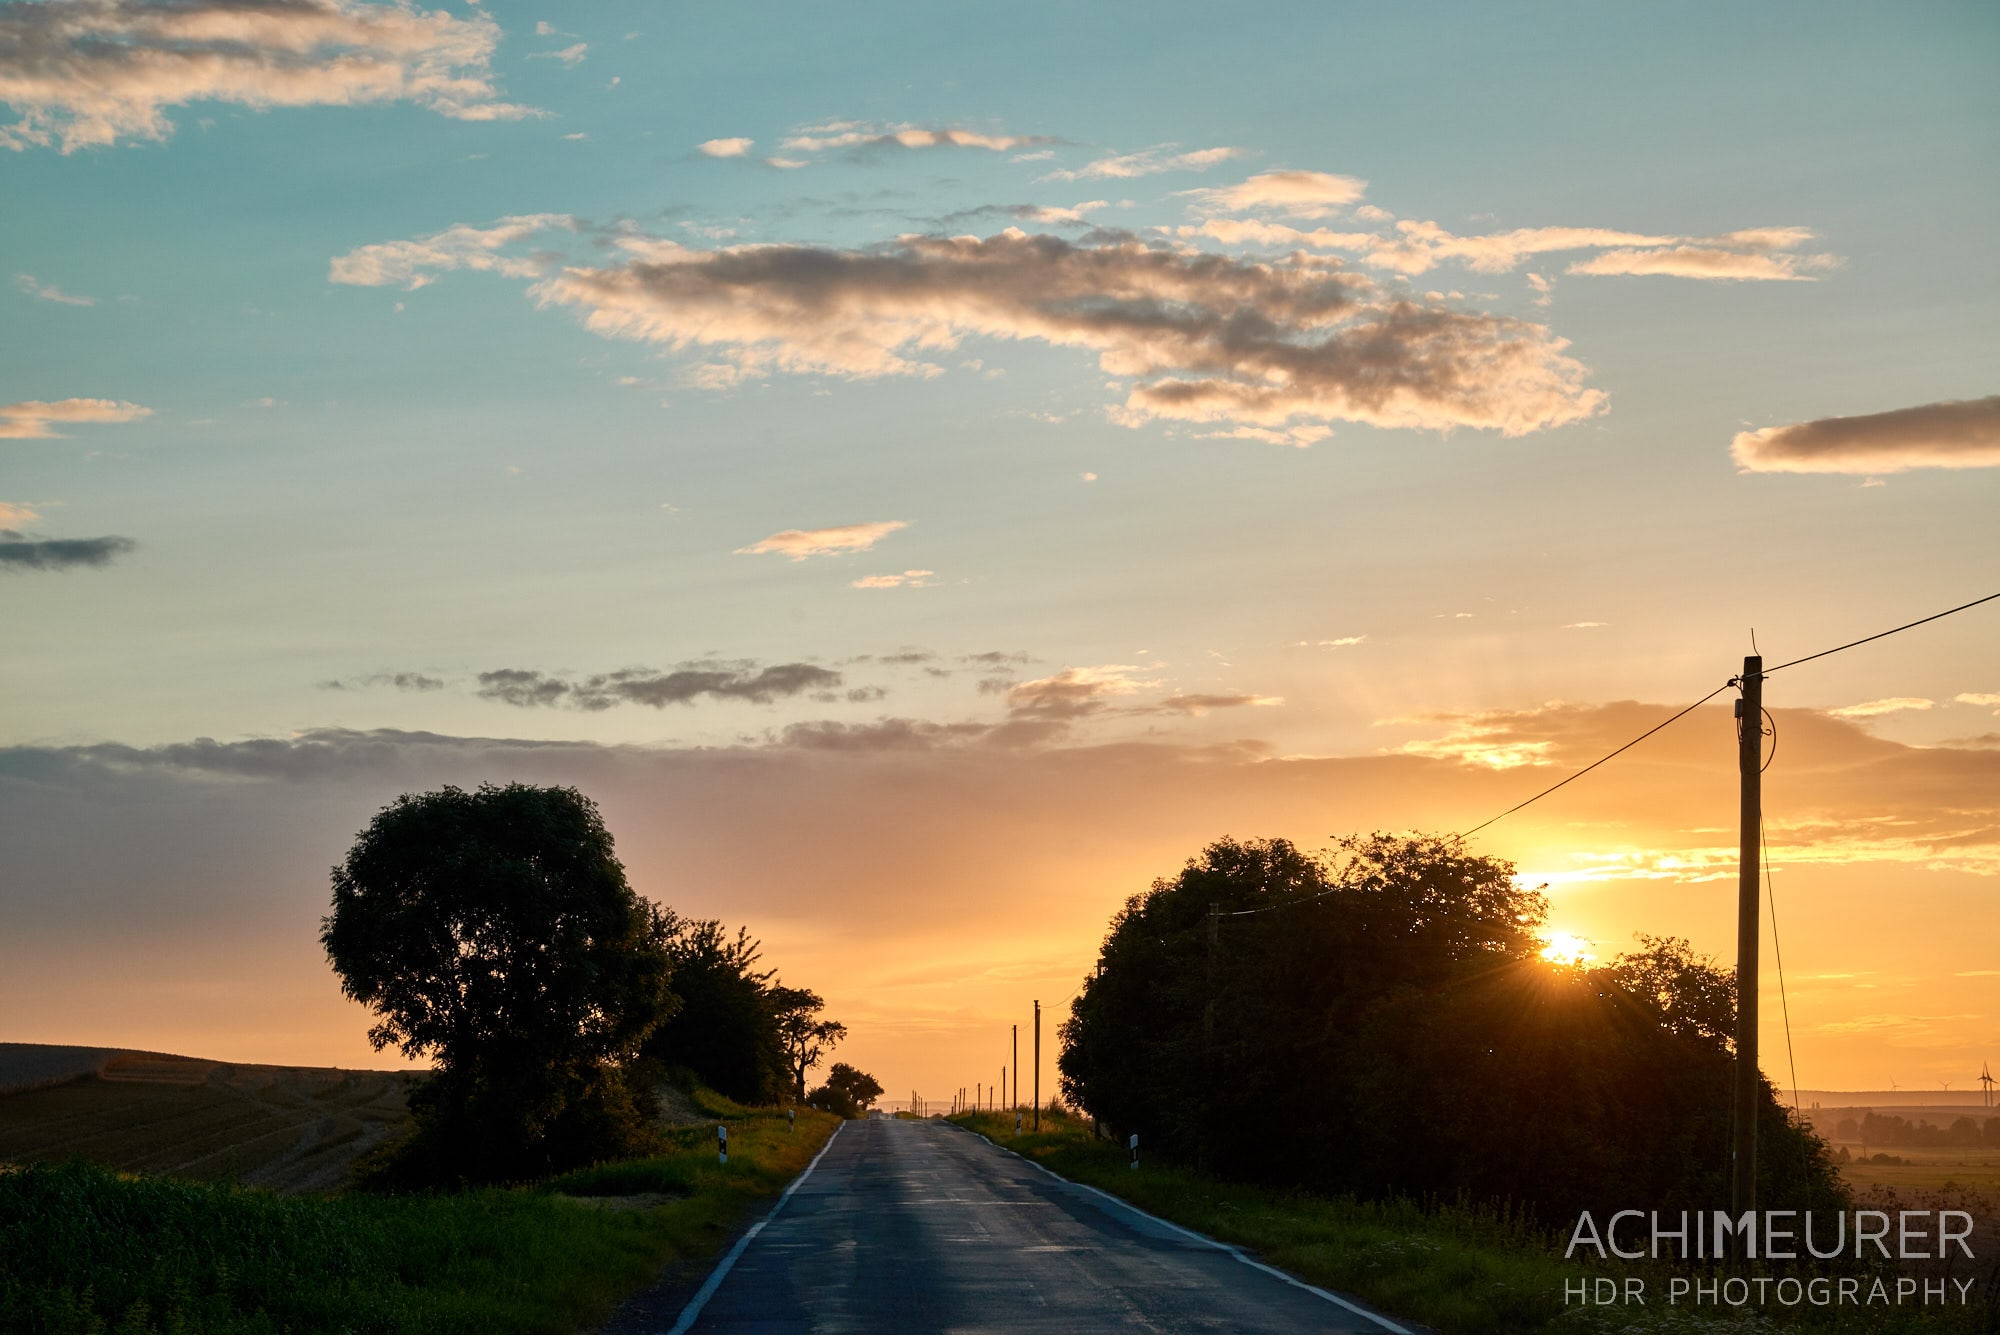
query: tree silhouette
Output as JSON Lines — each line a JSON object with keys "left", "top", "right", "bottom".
{"left": 321, "top": 783, "right": 673, "bottom": 1181}
{"left": 807, "top": 1062, "right": 884, "bottom": 1118}
{"left": 639, "top": 911, "right": 786, "bottom": 1102}
{"left": 770, "top": 986, "right": 846, "bottom": 1100}
{"left": 1059, "top": 833, "right": 1845, "bottom": 1222}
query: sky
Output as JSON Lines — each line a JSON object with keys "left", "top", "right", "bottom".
{"left": 3, "top": 0, "right": 1997, "bottom": 1103}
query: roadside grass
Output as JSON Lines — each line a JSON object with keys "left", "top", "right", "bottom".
{"left": 0, "top": 1092, "right": 838, "bottom": 1335}
{"left": 951, "top": 1109, "right": 1997, "bottom": 1335}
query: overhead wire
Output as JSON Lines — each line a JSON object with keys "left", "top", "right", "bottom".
{"left": 1453, "top": 589, "right": 1998, "bottom": 840}
{"left": 1762, "top": 591, "right": 2000, "bottom": 675}
{"left": 1456, "top": 683, "right": 1735, "bottom": 840}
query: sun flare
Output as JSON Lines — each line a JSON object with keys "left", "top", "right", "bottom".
{"left": 1539, "top": 932, "right": 1596, "bottom": 967}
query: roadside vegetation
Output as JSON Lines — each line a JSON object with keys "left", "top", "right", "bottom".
{"left": 950, "top": 1107, "right": 1997, "bottom": 1334}
{"left": 1, "top": 782, "right": 882, "bottom": 1334}
{"left": 1, "top": 1091, "right": 836, "bottom": 1335}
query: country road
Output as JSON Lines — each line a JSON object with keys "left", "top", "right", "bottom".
{"left": 642, "top": 1115, "right": 1415, "bottom": 1334}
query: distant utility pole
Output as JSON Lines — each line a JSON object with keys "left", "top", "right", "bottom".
{"left": 1033, "top": 999, "right": 1041, "bottom": 1131}
{"left": 1732, "top": 654, "right": 1764, "bottom": 1219}
{"left": 1012, "top": 1025, "right": 1018, "bottom": 1111}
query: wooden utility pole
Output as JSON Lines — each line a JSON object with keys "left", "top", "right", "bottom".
{"left": 1731, "top": 655, "right": 1763, "bottom": 1219}
{"left": 1012, "top": 1025, "right": 1018, "bottom": 1110}
{"left": 1033, "top": 999, "right": 1041, "bottom": 1131}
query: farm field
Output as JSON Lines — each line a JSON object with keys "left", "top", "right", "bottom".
{"left": 0, "top": 1042, "right": 412, "bottom": 1193}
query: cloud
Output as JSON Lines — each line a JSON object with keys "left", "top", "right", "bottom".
{"left": 735, "top": 520, "right": 908, "bottom": 560}
{"left": 0, "top": 533, "right": 135, "bottom": 570}
{"left": 775, "top": 718, "right": 992, "bottom": 752}
{"left": 1730, "top": 395, "right": 2000, "bottom": 475}
{"left": 1196, "top": 424, "right": 1331, "bottom": 448}
{"left": 776, "top": 120, "right": 1054, "bottom": 156}
{"left": 530, "top": 228, "right": 1606, "bottom": 437}
{"left": 0, "top": 0, "right": 539, "bottom": 152}
{"left": 1044, "top": 143, "right": 1249, "bottom": 181}
{"left": 697, "top": 136, "right": 753, "bottom": 157}
{"left": 1175, "top": 217, "right": 1833, "bottom": 282}
{"left": 476, "top": 662, "right": 841, "bottom": 710}
{"left": 1154, "top": 692, "right": 1282, "bottom": 715}
{"left": 851, "top": 569, "right": 934, "bottom": 589}
{"left": 527, "top": 40, "right": 586, "bottom": 66}
{"left": 1566, "top": 245, "right": 1834, "bottom": 281}
{"left": 1827, "top": 697, "right": 1933, "bottom": 719}
{"left": 328, "top": 213, "right": 576, "bottom": 290}
{"left": 0, "top": 501, "right": 41, "bottom": 525}
{"left": 1180, "top": 169, "right": 1368, "bottom": 218}
{"left": 316, "top": 672, "right": 444, "bottom": 692}
{"left": 15, "top": 272, "right": 94, "bottom": 305}
{"left": 1562, "top": 621, "right": 1608, "bottom": 630}
{"left": 0, "top": 397, "right": 151, "bottom": 439}
{"left": 1956, "top": 693, "right": 2000, "bottom": 714}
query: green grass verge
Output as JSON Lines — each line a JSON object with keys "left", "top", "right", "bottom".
{"left": 0, "top": 1091, "right": 839, "bottom": 1335}
{"left": 951, "top": 1109, "right": 1995, "bottom": 1335}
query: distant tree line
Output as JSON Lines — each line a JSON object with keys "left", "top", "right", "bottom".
{"left": 1058, "top": 834, "right": 1846, "bottom": 1224}
{"left": 321, "top": 783, "right": 879, "bottom": 1186}
{"left": 1834, "top": 1112, "right": 1999, "bottom": 1149}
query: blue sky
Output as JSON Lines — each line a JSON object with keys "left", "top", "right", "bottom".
{"left": 3, "top": 0, "right": 1997, "bottom": 1091}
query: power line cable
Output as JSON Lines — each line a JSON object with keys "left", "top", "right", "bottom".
{"left": 1457, "top": 683, "right": 1735, "bottom": 839}
{"left": 1762, "top": 810, "right": 1811, "bottom": 1187}
{"left": 1763, "top": 592, "right": 2000, "bottom": 675}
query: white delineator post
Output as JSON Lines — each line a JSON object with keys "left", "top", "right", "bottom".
{"left": 718, "top": 1124, "right": 728, "bottom": 1165}
{"left": 1129, "top": 1133, "right": 1139, "bottom": 1170}
{"left": 788, "top": 1108, "right": 795, "bottom": 1133}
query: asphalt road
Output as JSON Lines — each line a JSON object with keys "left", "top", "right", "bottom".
{"left": 668, "top": 1116, "right": 1412, "bottom": 1334}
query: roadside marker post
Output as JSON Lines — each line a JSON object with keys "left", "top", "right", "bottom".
{"left": 787, "top": 1108, "right": 795, "bottom": 1133}
{"left": 1014, "top": 1110, "right": 1022, "bottom": 1137}
{"left": 718, "top": 1124, "right": 728, "bottom": 1165}
{"left": 1129, "top": 1133, "right": 1139, "bottom": 1170}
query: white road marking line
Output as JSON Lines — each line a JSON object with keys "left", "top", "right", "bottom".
{"left": 960, "top": 1125, "right": 1415, "bottom": 1335}
{"left": 663, "top": 1121, "right": 845, "bottom": 1335}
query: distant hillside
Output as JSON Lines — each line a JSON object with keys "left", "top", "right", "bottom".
{"left": 0, "top": 1042, "right": 412, "bottom": 1194}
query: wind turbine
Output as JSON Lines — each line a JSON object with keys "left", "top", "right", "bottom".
{"left": 1980, "top": 1062, "right": 1995, "bottom": 1111}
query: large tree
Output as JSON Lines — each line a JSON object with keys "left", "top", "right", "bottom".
{"left": 639, "top": 911, "right": 786, "bottom": 1103}
{"left": 321, "top": 783, "right": 674, "bottom": 1181}
{"left": 770, "top": 986, "right": 846, "bottom": 1101}
{"left": 1058, "top": 833, "right": 1844, "bottom": 1222}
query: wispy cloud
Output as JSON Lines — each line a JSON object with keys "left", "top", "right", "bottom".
{"left": 0, "top": 532, "right": 135, "bottom": 571}
{"left": 14, "top": 272, "right": 94, "bottom": 306}
{"left": 1180, "top": 169, "right": 1368, "bottom": 218}
{"left": 476, "top": 662, "right": 841, "bottom": 710}
{"left": 529, "top": 229, "right": 1605, "bottom": 438}
{"left": 1827, "top": 697, "right": 1933, "bottom": 719}
{"left": 329, "top": 214, "right": 576, "bottom": 290}
{"left": 0, "top": 501, "right": 42, "bottom": 525}
{"left": 1045, "top": 143, "right": 1249, "bottom": 181}
{"left": 697, "top": 136, "right": 753, "bottom": 157}
{"left": 852, "top": 569, "right": 934, "bottom": 589}
{"left": 1731, "top": 395, "right": 2000, "bottom": 475}
{"left": 316, "top": 672, "right": 444, "bottom": 693}
{"left": 529, "top": 41, "right": 587, "bottom": 66}
{"left": 1175, "top": 217, "right": 1834, "bottom": 282}
{"left": 735, "top": 520, "right": 909, "bottom": 560}
{"left": 0, "top": 0, "right": 540, "bottom": 152}
{"left": 0, "top": 397, "right": 151, "bottom": 439}
{"left": 1953, "top": 693, "right": 2000, "bottom": 714}
{"left": 776, "top": 119, "right": 1054, "bottom": 156}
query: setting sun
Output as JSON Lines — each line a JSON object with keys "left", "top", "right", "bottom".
{"left": 1540, "top": 932, "right": 1598, "bottom": 967}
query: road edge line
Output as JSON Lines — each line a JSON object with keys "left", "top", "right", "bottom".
{"left": 955, "top": 1124, "right": 1415, "bottom": 1335}
{"left": 663, "top": 1120, "right": 845, "bottom": 1335}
